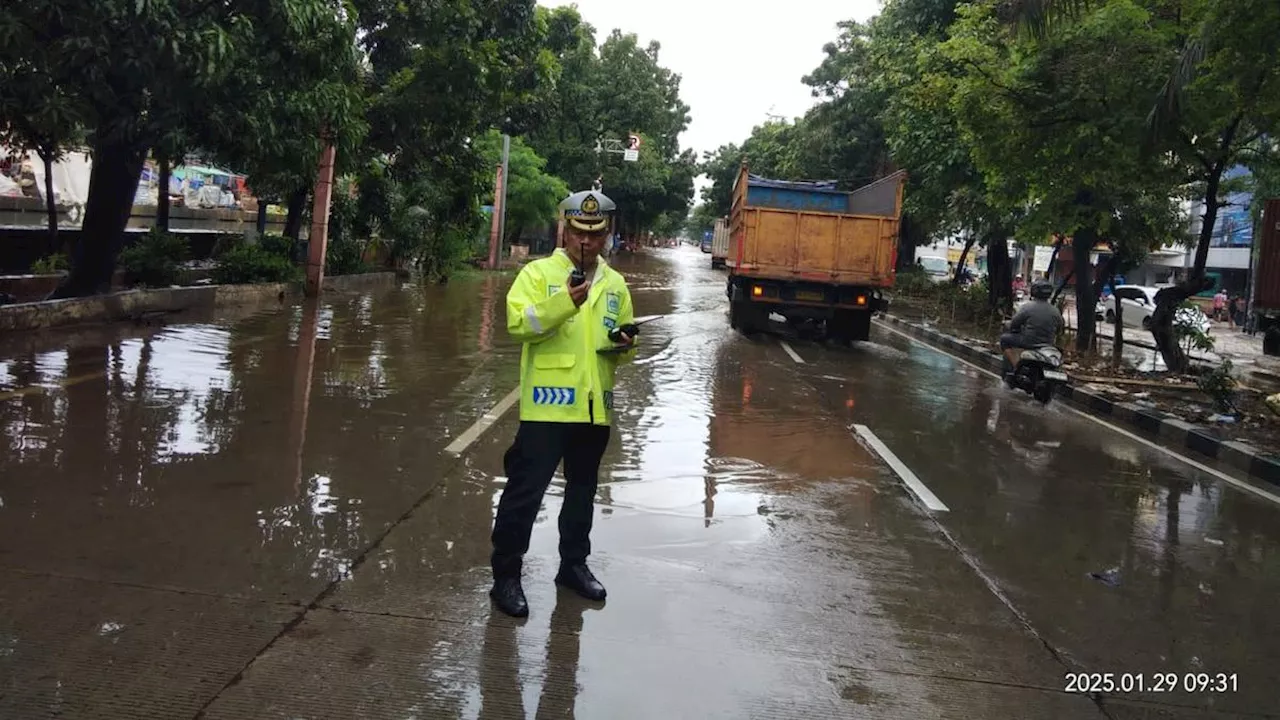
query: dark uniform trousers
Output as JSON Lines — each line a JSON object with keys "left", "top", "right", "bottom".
{"left": 490, "top": 421, "right": 611, "bottom": 578}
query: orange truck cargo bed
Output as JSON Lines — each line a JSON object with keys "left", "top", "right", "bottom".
{"left": 723, "top": 163, "right": 906, "bottom": 343}
{"left": 728, "top": 165, "right": 905, "bottom": 287}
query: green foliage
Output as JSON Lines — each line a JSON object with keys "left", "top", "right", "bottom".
{"left": 213, "top": 244, "right": 302, "bottom": 286}
{"left": 0, "top": 0, "right": 367, "bottom": 296}
{"left": 1175, "top": 302, "right": 1216, "bottom": 355}
{"left": 31, "top": 253, "right": 70, "bottom": 275}
{"left": 688, "top": 203, "right": 719, "bottom": 240}
{"left": 521, "top": 11, "right": 695, "bottom": 236}
{"left": 892, "top": 265, "right": 937, "bottom": 296}
{"left": 475, "top": 130, "right": 569, "bottom": 240}
{"left": 325, "top": 236, "right": 371, "bottom": 277}
{"left": 257, "top": 233, "right": 298, "bottom": 261}
{"left": 1196, "top": 360, "right": 1238, "bottom": 415}
{"left": 2, "top": 0, "right": 695, "bottom": 293}
{"left": 119, "top": 229, "right": 190, "bottom": 288}
{"left": 894, "top": 269, "right": 1002, "bottom": 328}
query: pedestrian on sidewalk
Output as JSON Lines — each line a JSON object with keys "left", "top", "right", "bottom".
{"left": 1214, "top": 289, "right": 1228, "bottom": 322}
{"left": 489, "top": 189, "right": 638, "bottom": 618}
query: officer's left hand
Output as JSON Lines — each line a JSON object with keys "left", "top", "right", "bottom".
{"left": 613, "top": 332, "right": 634, "bottom": 346}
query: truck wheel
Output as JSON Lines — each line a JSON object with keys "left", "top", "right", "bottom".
{"left": 1265, "top": 326, "right": 1280, "bottom": 357}
{"left": 730, "top": 299, "right": 759, "bottom": 335}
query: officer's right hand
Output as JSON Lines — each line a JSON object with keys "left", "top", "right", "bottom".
{"left": 568, "top": 280, "right": 591, "bottom": 307}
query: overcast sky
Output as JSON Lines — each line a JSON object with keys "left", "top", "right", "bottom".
{"left": 538, "top": 0, "right": 883, "bottom": 198}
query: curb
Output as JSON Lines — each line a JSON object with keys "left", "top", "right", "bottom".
{"left": 0, "top": 272, "right": 399, "bottom": 333}
{"left": 879, "top": 313, "right": 1280, "bottom": 488}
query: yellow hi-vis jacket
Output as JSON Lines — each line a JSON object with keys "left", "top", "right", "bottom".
{"left": 507, "top": 249, "right": 636, "bottom": 425}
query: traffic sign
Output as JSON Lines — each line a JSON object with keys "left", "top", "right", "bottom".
{"left": 624, "top": 149, "right": 639, "bottom": 162}
{"left": 627, "top": 133, "right": 641, "bottom": 150}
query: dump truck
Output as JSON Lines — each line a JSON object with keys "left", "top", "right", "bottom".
{"left": 725, "top": 163, "right": 906, "bottom": 343}
{"left": 1254, "top": 199, "right": 1280, "bottom": 356}
{"left": 711, "top": 216, "right": 730, "bottom": 269}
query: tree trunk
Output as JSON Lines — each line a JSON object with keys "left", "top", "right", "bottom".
{"left": 284, "top": 187, "right": 309, "bottom": 240}
{"left": 38, "top": 147, "right": 57, "bottom": 249}
{"left": 1113, "top": 293, "right": 1125, "bottom": 366}
{"left": 897, "top": 214, "right": 926, "bottom": 272}
{"left": 953, "top": 234, "right": 977, "bottom": 285}
{"left": 53, "top": 139, "right": 148, "bottom": 298}
{"left": 1103, "top": 261, "right": 1124, "bottom": 366}
{"left": 1152, "top": 121, "right": 1240, "bottom": 372}
{"left": 157, "top": 155, "right": 172, "bottom": 232}
{"left": 986, "top": 230, "right": 1013, "bottom": 314}
{"left": 1045, "top": 236, "right": 1064, "bottom": 277}
{"left": 1071, "top": 227, "right": 1098, "bottom": 352}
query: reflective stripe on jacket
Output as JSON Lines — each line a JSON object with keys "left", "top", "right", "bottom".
{"left": 507, "top": 249, "right": 635, "bottom": 425}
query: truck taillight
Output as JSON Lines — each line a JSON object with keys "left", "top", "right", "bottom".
{"left": 856, "top": 295, "right": 867, "bottom": 306}
{"left": 752, "top": 285, "right": 764, "bottom": 297}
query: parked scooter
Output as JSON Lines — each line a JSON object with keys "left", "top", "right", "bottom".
{"left": 1001, "top": 324, "right": 1068, "bottom": 404}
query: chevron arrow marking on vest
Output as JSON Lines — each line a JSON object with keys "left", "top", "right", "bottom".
{"left": 533, "top": 387, "right": 575, "bottom": 405}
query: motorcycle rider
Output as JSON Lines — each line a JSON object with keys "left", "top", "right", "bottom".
{"left": 1000, "top": 280, "right": 1063, "bottom": 375}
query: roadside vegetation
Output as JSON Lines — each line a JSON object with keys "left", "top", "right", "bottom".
{"left": 1, "top": 2, "right": 696, "bottom": 293}
{"left": 695, "top": 0, "right": 1280, "bottom": 377}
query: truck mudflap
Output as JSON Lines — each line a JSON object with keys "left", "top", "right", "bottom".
{"left": 870, "top": 291, "right": 889, "bottom": 314}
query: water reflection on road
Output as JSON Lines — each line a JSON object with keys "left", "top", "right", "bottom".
{"left": 1, "top": 248, "right": 1278, "bottom": 718}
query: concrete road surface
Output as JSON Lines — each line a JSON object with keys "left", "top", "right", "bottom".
{"left": 2, "top": 247, "right": 1278, "bottom": 719}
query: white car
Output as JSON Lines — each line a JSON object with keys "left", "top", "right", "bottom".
{"left": 1099, "top": 285, "right": 1211, "bottom": 334}
{"left": 917, "top": 256, "right": 951, "bottom": 283}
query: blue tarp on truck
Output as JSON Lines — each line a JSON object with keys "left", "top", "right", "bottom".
{"left": 745, "top": 175, "right": 849, "bottom": 214}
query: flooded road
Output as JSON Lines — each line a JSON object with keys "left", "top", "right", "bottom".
{"left": 2, "top": 247, "right": 1278, "bottom": 719}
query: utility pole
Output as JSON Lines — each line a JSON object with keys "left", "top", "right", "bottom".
{"left": 305, "top": 139, "right": 337, "bottom": 297}
{"left": 498, "top": 133, "right": 511, "bottom": 263}
{"left": 487, "top": 134, "right": 510, "bottom": 269}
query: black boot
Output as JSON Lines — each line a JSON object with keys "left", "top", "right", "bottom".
{"left": 555, "top": 563, "right": 606, "bottom": 601}
{"left": 490, "top": 576, "right": 529, "bottom": 617}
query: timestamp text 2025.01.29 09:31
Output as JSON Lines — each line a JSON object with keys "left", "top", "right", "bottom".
{"left": 1065, "top": 673, "right": 1238, "bottom": 694}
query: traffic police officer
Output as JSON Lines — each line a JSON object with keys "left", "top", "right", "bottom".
{"left": 490, "top": 189, "right": 637, "bottom": 618}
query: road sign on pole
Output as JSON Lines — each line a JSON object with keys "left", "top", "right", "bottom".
{"left": 624, "top": 149, "right": 639, "bottom": 162}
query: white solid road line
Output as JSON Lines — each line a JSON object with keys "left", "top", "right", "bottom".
{"left": 779, "top": 339, "right": 806, "bottom": 364}
{"left": 854, "top": 424, "right": 950, "bottom": 512}
{"left": 445, "top": 386, "right": 521, "bottom": 455}
{"left": 872, "top": 319, "right": 1280, "bottom": 507}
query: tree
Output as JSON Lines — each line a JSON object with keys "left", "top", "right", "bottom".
{"left": 203, "top": 6, "right": 367, "bottom": 240}
{"left": 1007, "top": 0, "right": 1280, "bottom": 370}
{"left": 522, "top": 20, "right": 695, "bottom": 234}
{"left": 0, "top": 5, "right": 88, "bottom": 248}
{"left": 474, "top": 130, "right": 569, "bottom": 242}
{"left": 944, "top": 0, "right": 1181, "bottom": 350}
{"left": 688, "top": 202, "right": 719, "bottom": 240}
{"left": 352, "top": 0, "right": 558, "bottom": 269}
{"left": 0, "top": 0, "right": 365, "bottom": 297}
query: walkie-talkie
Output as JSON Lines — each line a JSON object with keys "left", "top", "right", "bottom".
{"left": 569, "top": 235, "right": 587, "bottom": 287}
